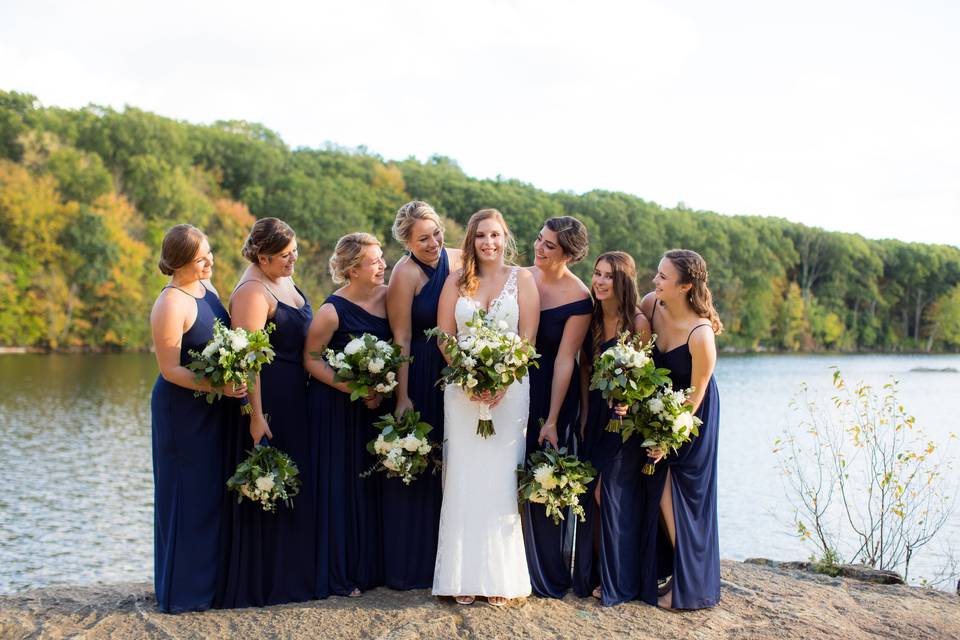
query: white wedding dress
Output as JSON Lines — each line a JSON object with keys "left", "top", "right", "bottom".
{"left": 432, "top": 267, "right": 532, "bottom": 598}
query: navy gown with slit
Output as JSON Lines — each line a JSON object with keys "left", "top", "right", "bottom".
{"left": 309, "top": 294, "right": 390, "bottom": 596}
{"left": 382, "top": 250, "right": 448, "bottom": 589}
{"left": 217, "top": 283, "right": 317, "bottom": 608}
{"left": 572, "top": 333, "right": 622, "bottom": 598}
{"left": 522, "top": 297, "right": 592, "bottom": 598}
{"left": 151, "top": 285, "right": 232, "bottom": 613}
{"left": 638, "top": 314, "right": 720, "bottom": 609}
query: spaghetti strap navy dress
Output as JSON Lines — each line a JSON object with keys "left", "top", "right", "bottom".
{"left": 382, "top": 250, "right": 448, "bottom": 589}
{"left": 151, "top": 285, "right": 232, "bottom": 613}
{"left": 639, "top": 307, "right": 720, "bottom": 609}
{"left": 522, "top": 297, "right": 593, "bottom": 598}
{"left": 217, "top": 283, "right": 316, "bottom": 608}
{"left": 310, "top": 294, "right": 391, "bottom": 596}
{"left": 572, "top": 332, "right": 622, "bottom": 597}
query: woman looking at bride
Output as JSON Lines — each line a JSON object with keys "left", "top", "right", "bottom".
{"left": 431, "top": 208, "right": 540, "bottom": 607}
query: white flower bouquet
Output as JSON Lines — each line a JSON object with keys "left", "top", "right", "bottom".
{"left": 517, "top": 445, "right": 597, "bottom": 525}
{"left": 226, "top": 443, "right": 301, "bottom": 512}
{"left": 589, "top": 332, "right": 670, "bottom": 441}
{"left": 426, "top": 309, "right": 539, "bottom": 438}
{"left": 323, "top": 333, "right": 410, "bottom": 402}
{"left": 187, "top": 319, "right": 276, "bottom": 414}
{"left": 362, "top": 410, "right": 437, "bottom": 485}
{"left": 637, "top": 386, "right": 701, "bottom": 475}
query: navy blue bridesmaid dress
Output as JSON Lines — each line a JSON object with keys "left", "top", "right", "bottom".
{"left": 572, "top": 333, "right": 622, "bottom": 598}
{"left": 382, "top": 250, "right": 448, "bottom": 590}
{"left": 309, "top": 294, "right": 391, "bottom": 596}
{"left": 151, "top": 285, "right": 231, "bottom": 613}
{"left": 639, "top": 311, "right": 720, "bottom": 609}
{"left": 217, "top": 283, "right": 316, "bottom": 607}
{"left": 522, "top": 297, "right": 593, "bottom": 598}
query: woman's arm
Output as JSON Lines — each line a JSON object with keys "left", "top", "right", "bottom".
{"left": 151, "top": 292, "right": 211, "bottom": 392}
{"left": 434, "top": 273, "right": 461, "bottom": 365}
{"left": 516, "top": 269, "right": 541, "bottom": 344}
{"left": 387, "top": 258, "right": 418, "bottom": 416}
{"left": 686, "top": 324, "right": 717, "bottom": 414}
{"left": 231, "top": 283, "right": 274, "bottom": 443}
{"left": 303, "top": 303, "right": 351, "bottom": 393}
{"left": 539, "top": 312, "right": 591, "bottom": 448}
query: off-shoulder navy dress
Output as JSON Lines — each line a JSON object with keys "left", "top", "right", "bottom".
{"left": 309, "top": 294, "right": 390, "bottom": 596}
{"left": 638, "top": 308, "right": 720, "bottom": 609}
{"left": 382, "top": 250, "right": 448, "bottom": 589}
{"left": 522, "top": 297, "right": 592, "bottom": 598}
{"left": 572, "top": 333, "right": 622, "bottom": 597}
{"left": 217, "top": 283, "right": 316, "bottom": 608}
{"left": 151, "top": 285, "right": 231, "bottom": 613}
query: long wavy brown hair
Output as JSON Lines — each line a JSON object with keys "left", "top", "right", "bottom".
{"left": 663, "top": 249, "right": 724, "bottom": 334}
{"left": 590, "top": 251, "right": 640, "bottom": 357}
{"left": 458, "top": 208, "right": 517, "bottom": 296}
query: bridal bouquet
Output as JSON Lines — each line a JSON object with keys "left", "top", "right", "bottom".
{"left": 362, "top": 410, "right": 436, "bottom": 485}
{"left": 518, "top": 446, "right": 597, "bottom": 525}
{"left": 589, "top": 332, "right": 670, "bottom": 441}
{"left": 637, "top": 386, "right": 701, "bottom": 475}
{"left": 226, "top": 443, "right": 301, "bottom": 512}
{"left": 187, "top": 319, "right": 276, "bottom": 414}
{"left": 323, "top": 334, "right": 409, "bottom": 402}
{"left": 426, "top": 309, "right": 539, "bottom": 438}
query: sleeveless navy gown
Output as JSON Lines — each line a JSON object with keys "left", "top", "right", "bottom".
{"left": 638, "top": 313, "right": 720, "bottom": 609}
{"left": 217, "top": 284, "right": 317, "bottom": 607}
{"left": 572, "top": 333, "right": 622, "bottom": 598}
{"left": 382, "top": 250, "right": 448, "bottom": 589}
{"left": 151, "top": 286, "right": 232, "bottom": 613}
{"left": 310, "top": 295, "right": 391, "bottom": 595}
{"left": 522, "top": 297, "right": 592, "bottom": 598}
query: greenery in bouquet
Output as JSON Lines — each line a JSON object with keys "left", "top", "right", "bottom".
{"left": 322, "top": 333, "right": 410, "bottom": 402}
{"left": 226, "top": 443, "right": 301, "bottom": 512}
{"left": 187, "top": 319, "right": 276, "bottom": 414}
{"left": 362, "top": 410, "right": 436, "bottom": 485}
{"left": 589, "top": 332, "right": 670, "bottom": 440}
{"left": 637, "top": 386, "right": 701, "bottom": 474}
{"left": 518, "top": 445, "right": 597, "bottom": 525}
{"left": 425, "top": 309, "right": 539, "bottom": 438}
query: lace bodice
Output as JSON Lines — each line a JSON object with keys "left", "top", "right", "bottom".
{"left": 454, "top": 267, "right": 520, "bottom": 336}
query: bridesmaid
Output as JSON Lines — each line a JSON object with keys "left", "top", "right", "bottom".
{"left": 523, "top": 217, "right": 592, "bottom": 598}
{"left": 572, "top": 251, "right": 650, "bottom": 603}
{"left": 305, "top": 233, "right": 390, "bottom": 597}
{"left": 384, "top": 201, "right": 462, "bottom": 590}
{"left": 638, "top": 249, "right": 722, "bottom": 610}
{"left": 150, "top": 224, "right": 247, "bottom": 613}
{"left": 218, "top": 218, "right": 317, "bottom": 607}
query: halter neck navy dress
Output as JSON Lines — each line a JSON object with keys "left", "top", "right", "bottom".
{"left": 151, "top": 285, "right": 231, "bottom": 613}
{"left": 310, "top": 294, "right": 391, "bottom": 596}
{"left": 522, "top": 297, "right": 593, "bottom": 598}
{"left": 382, "top": 250, "right": 448, "bottom": 589}
{"left": 217, "top": 282, "right": 316, "bottom": 608}
{"left": 639, "top": 305, "right": 720, "bottom": 609}
{"left": 572, "top": 332, "right": 622, "bottom": 597}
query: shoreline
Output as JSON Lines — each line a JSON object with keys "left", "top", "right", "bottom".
{"left": 1, "top": 560, "right": 957, "bottom": 639}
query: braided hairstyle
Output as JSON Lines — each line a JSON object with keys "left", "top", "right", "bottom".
{"left": 663, "top": 249, "right": 723, "bottom": 334}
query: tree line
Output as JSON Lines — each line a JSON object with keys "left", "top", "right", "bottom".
{"left": 1, "top": 89, "right": 958, "bottom": 351}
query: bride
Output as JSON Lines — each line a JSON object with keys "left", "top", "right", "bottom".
{"left": 432, "top": 208, "right": 540, "bottom": 606}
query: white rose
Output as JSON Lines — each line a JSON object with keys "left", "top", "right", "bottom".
{"left": 255, "top": 474, "right": 275, "bottom": 492}
{"left": 494, "top": 362, "right": 506, "bottom": 373}
{"left": 632, "top": 353, "right": 648, "bottom": 368}
{"left": 374, "top": 434, "right": 390, "bottom": 455}
{"left": 386, "top": 371, "right": 396, "bottom": 381}
{"left": 402, "top": 434, "right": 421, "bottom": 452}
{"left": 229, "top": 333, "right": 249, "bottom": 352}
{"left": 497, "top": 320, "right": 509, "bottom": 330}
{"left": 533, "top": 464, "right": 558, "bottom": 490}
{"left": 674, "top": 411, "right": 694, "bottom": 434}
{"left": 367, "top": 358, "right": 385, "bottom": 374}
{"left": 344, "top": 338, "right": 365, "bottom": 355}
{"left": 202, "top": 341, "right": 220, "bottom": 358}
{"left": 375, "top": 340, "right": 391, "bottom": 352}
{"left": 647, "top": 397, "right": 664, "bottom": 415}
{"left": 462, "top": 356, "right": 476, "bottom": 369}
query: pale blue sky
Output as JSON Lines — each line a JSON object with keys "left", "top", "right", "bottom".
{"left": 1, "top": 0, "right": 957, "bottom": 245}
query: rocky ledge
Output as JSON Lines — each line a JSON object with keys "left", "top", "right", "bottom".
{"left": 1, "top": 560, "right": 957, "bottom": 639}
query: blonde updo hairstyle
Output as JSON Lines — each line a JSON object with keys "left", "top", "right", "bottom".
{"left": 458, "top": 208, "right": 517, "bottom": 297}
{"left": 663, "top": 249, "right": 724, "bottom": 335}
{"left": 242, "top": 217, "right": 296, "bottom": 263}
{"left": 158, "top": 224, "right": 206, "bottom": 276}
{"left": 392, "top": 200, "right": 444, "bottom": 245}
{"left": 329, "top": 232, "right": 381, "bottom": 285}
{"left": 543, "top": 216, "right": 589, "bottom": 264}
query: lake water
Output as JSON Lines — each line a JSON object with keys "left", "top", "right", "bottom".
{"left": 1, "top": 353, "right": 958, "bottom": 594}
